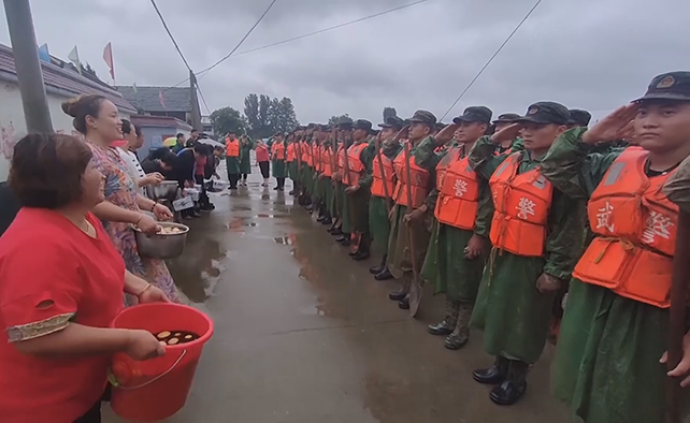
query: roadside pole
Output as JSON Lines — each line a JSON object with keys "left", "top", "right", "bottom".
{"left": 3, "top": 0, "right": 53, "bottom": 133}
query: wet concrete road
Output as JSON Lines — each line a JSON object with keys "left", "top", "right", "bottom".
{"left": 105, "top": 172, "right": 571, "bottom": 423}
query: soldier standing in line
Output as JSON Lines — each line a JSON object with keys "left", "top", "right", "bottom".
{"left": 367, "top": 116, "right": 404, "bottom": 280}
{"left": 271, "top": 132, "right": 288, "bottom": 191}
{"left": 543, "top": 72, "right": 690, "bottom": 423}
{"left": 421, "top": 106, "right": 495, "bottom": 350}
{"left": 333, "top": 121, "right": 354, "bottom": 247}
{"left": 387, "top": 110, "right": 440, "bottom": 314}
{"left": 468, "top": 102, "right": 581, "bottom": 406}
{"left": 344, "top": 120, "right": 376, "bottom": 261}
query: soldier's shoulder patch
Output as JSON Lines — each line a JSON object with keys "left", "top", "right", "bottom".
{"left": 657, "top": 75, "right": 675, "bottom": 89}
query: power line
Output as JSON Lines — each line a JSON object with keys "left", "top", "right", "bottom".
{"left": 197, "top": 0, "right": 431, "bottom": 79}
{"left": 196, "top": 0, "right": 279, "bottom": 76}
{"left": 149, "top": 0, "right": 193, "bottom": 72}
{"left": 439, "top": 0, "right": 544, "bottom": 121}
{"left": 197, "top": 84, "right": 211, "bottom": 115}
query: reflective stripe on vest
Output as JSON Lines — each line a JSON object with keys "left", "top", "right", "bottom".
{"left": 346, "top": 143, "right": 368, "bottom": 187}
{"left": 434, "top": 156, "right": 479, "bottom": 230}
{"left": 272, "top": 142, "right": 286, "bottom": 160}
{"left": 435, "top": 146, "right": 463, "bottom": 189}
{"left": 488, "top": 152, "right": 553, "bottom": 257}
{"left": 226, "top": 138, "right": 240, "bottom": 157}
{"left": 392, "top": 148, "right": 430, "bottom": 208}
{"left": 287, "top": 143, "right": 296, "bottom": 162}
{"left": 573, "top": 147, "right": 678, "bottom": 308}
{"left": 371, "top": 149, "right": 395, "bottom": 198}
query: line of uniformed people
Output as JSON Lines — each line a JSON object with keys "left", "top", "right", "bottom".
{"left": 284, "top": 71, "right": 690, "bottom": 423}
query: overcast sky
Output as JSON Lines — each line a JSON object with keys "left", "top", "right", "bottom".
{"left": 1, "top": 0, "right": 688, "bottom": 124}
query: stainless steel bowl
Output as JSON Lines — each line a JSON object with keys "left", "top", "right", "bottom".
{"left": 134, "top": 222, "right": 189, "bottom": 259}
{"left": 151, "top": 181, "right": 179, "bottom": 200}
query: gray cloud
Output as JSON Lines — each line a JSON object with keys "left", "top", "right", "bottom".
{"left": 0, "top": 0, "right": 687, "bottom": 124}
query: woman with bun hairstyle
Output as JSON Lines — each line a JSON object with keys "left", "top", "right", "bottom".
{"left": 62, "top": 95, "right": 180, "bottom": 303}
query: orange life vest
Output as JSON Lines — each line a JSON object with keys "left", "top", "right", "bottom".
{"left": 573, "top": 147, "right": 678, "bottom": 308}
{"left": 272, "top": 141, "right": 286, "bottom": 160}
{"left": 392, "top": 147, "right": 431, "bottom": 208}
{"left": 287, "top": 143, "right": 296, "bottom": 162}
{"left": 315, "top": 144, "right": 323, "bottom": 173}
{"left": 346, "top": 143, "right": 368, "bottom": 187}
{"left": 336, "top": 144, "right": 349, "bottom": 185}
{"left": 371, "top": 149, "right": 396, "bottom": 199}
{"left": 302, "top": 142, "right": 312, "bottom": 166}
{"left": 434, "top": 155, "right": 480, "bottom": 231}
{"left": 489, "top": 152, "right": 553, "bottom": 257}
{"left": 322, "top": 146, "right": 333, "bottom": 177}
{"left": 436, "top": 145, "right": 463, "bottom": 189}
{"left": 225, "top": 138, "right": 240, "bottom": 158}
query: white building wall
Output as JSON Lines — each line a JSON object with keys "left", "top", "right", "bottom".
{"left": 0, "top": 82, "right": 130, "bottom": 181}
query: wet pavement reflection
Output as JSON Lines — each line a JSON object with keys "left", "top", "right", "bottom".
{"left": 104, "top": 173, "right": 570, "bottom": 423}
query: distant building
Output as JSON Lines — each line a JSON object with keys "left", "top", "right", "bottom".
{"left": 116, "top": 85, "right": 198, "bottom": 124}
{"left": 0, "top": 43, "right": 137, "bottom": 182}
{"left": 130, "top": 115, "right": 192, "bottom": 154}
{"left": 201, "top": 115, "right": 214, "bottom": 138}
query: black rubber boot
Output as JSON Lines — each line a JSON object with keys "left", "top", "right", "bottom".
{"left": 428, "top": 300, "right": 460, "bottom": 336}
{"left": 473, "top": 356, "right": 510, "bottom": 385}
{"left": 398, "top": 296, "right": 410, "bottom": 310}
{"left": 445, "top": 303, "right": 473, "bottom": 350}
{"left": 352, "top": 233, "right": 371, "bottom": 261}
{"left": 375, "top": 268, "right": 393, "bottom": 281}
{"left": 489, "top": 360, "right": 529, "bottom": 406}
{"left": 369, "top": 255, "right": 387, "bottom": 275}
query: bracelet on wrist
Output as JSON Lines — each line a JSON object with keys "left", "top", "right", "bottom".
{"left": 136, "top": 283, "right": 152, "bottom": 297}
{"left": 150, "top": 202, "right": 158, "bottom": 212}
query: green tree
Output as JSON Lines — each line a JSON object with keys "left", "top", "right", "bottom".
{"left": 258, "top": 94, "right": 272, "bottom": 137}
{"left": 243, "top": 94, "right": 260, "bottom": 137}
{"left": 328, "top": 114, "right": 353, "bottom": 126}
{"left": 383, "top": 107, "right": 397, "bottom": 121}
{"left": 210, "top": 107, "right": 245, "bottom": 137}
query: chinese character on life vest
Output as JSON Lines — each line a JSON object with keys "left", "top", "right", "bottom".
{"left": 516, "top": 197, "right": 536, "bottom": 220}
{"left": 596, "top": 201, "right": 615, "bottom": 232}
{"left": 454, "top": 179, "right": 468, "bottom": 198}
{"left": 641, "top": 211, "right": 673, "bottom": 244}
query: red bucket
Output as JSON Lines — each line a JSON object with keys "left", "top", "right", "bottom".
{"left": 109, "top": 303, "right": 213, "bottom": 422}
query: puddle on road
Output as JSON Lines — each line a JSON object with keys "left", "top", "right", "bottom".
{"left": 256, "top": 213, "right": 289, "bottom": 219}
{"left": 168, "top": 238, "right": 228, "bottom": 303}
{"left": 226, "top": 217, "right": 258, "bottom": 230}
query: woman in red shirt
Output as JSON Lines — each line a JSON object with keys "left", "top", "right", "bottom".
{"left": 255, "top": 140, "right": 270, "bottom": 187}
{"left": 0, "top": 134, "right": 170, "bottom": 422}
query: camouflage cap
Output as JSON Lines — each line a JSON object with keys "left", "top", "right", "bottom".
{"left": 516, "top": 102, "right": 570, "bottom": 125}
{"left": 353, "top": 119, "right": 373, "bottom": 132}
{"left": 408, "top": 110, "right": 437, "bottom": 126}
{"left": 568, "top": 109, "right": 592, "bottom": 127}
{"left": 492, "top": 113, "right": 521, "bottom": 124}
{"left": 634, "top": 71, "right": 690, "bottom": 103}
{"left": 452, "top": 106, "right": 493, "bottom": 124}
{"left": 307, "top": 123, "right": 318, "bottom": 129}
{"left": 378, "top": 116, "right": 404, "bottom": 131}
{"left": 435, "top": 122, "right": 446, "bottom": 131}
{"left": 320, "top": 124, "right": 332, "bottom": 131}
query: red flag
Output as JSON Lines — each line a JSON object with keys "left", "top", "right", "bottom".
{"left": 159, "top": 90, "right": 167, "bottom": 109}
{"left": 102, "top": 42, "right": 114, "bottom": 81}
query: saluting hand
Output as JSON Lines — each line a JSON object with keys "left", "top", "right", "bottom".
{"left": 490, "top": 122, "right": 523, "bottom": 145}
{"left": 583, "top": 104, "right": 638, "bottom": 144}
{"left": 395, "top": 125, "right": 410, "bottom": 142}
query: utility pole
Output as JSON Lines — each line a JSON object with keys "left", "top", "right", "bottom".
{"left": 189, "top": 70, "right": 202, "bottom": 130}
{"left": 3, "top": 0, "right": 53, "bottom": 133}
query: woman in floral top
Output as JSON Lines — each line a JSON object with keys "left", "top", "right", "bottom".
{"left": 62, "top": 95, "right": 180, "bottom": 304}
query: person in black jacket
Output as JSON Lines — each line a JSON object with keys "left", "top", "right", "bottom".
{"left": 141, "top": 147, "right": 177, "bottom": 179}
{"left": 0, "top": 181, "right": 20, "bottom": 237}
{"left": 175, "top": 144, "right": 205, "bottom": 218}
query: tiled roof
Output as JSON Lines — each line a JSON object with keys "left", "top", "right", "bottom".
{"left": 116, "top": 85, "right": 192, "bottom": 113}
{"left": 130, "top": 114, "right": 192, "bottom": 130}
{"left": 0, "top": 43, "right": 137, "bottom": 115}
